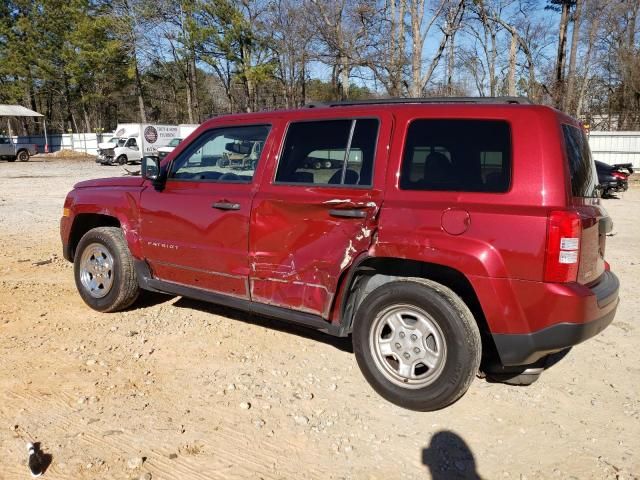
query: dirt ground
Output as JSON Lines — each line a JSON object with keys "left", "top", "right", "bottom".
{"left": 0, "top": 157, "right": 638, "bottom": 480}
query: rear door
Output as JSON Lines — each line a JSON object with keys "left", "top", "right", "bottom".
{"left": 139, "top": 121, "right": 275, "bottom": 298}
{"left": 250, "top": 114, "right": 391, "bottom": 317}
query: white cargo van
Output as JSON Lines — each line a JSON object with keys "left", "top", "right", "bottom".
{"left": 96, "top": 124, "right": 179, "bottom": 165}
{"left": 156, "top": 124, "right": 199, "bottom": 161}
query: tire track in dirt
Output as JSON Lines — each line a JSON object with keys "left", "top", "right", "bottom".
{"left": 2, "top": 389, "right": 326, "bottom": 479}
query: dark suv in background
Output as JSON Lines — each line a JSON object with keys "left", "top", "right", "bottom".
{"left": 61, "top": 98, "right": 619, "bottom": 411}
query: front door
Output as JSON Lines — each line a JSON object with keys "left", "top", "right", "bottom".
{"left": 139, "top": 122, "right": 273, "bottom": 298}
{"left": 250, "top": 115, "right": 391, "bottom": 317}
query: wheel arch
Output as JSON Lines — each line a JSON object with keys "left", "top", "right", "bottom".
{"left": 67, "top": 213, "right": 121, "bottom": 261}
{"left": 335, "top": 256, "right": 499, "bottom": 360}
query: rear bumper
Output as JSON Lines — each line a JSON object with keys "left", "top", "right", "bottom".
{"left": 490, "top": 271, "right": 619, "bottom": 366}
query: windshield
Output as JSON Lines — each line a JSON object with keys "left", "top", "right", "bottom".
{"left": 168, "top": 138, "right": 182, "bottom": 147}
{"left": 107, "top": 138, "right": 126, "bottom": 147}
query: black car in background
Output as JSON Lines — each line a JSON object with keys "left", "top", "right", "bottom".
{"left": 596, "top": 160, "right": 633, "bottom": 198}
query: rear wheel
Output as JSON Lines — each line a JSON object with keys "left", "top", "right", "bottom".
{"left": 74, "top": 227, "right": 139, "bottom": 312}
{"left": 17, "top": 150, "right": 29, "bottom": 162}
{"left": 353, "top": 278, "right": 481, "bottom": 411}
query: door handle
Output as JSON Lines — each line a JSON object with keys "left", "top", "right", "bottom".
{"left": 329, "top": 209, "right": 367, "bottom": 219}
{"left": 212, "top": 201, "right": 240, "bottom": 211}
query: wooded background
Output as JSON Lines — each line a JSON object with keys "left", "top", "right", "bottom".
{"left": 1, "top": 0, "right": 638, "bottom": 134}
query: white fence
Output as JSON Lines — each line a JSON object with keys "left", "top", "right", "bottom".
{"left": 10, "top": 133, "right": 111, "bottom": 156}
{"left": 10, "top": 130, "right": 640, "bottom": 167}
{"left": 589, "top": 131, "right": 640, "bottom": 168}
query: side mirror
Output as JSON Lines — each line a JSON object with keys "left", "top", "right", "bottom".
{"left": 142, "top": 156, "right": 160, "bottom": 180}
{"left": 142, "top": 156, "right": 168, "bottom": 191}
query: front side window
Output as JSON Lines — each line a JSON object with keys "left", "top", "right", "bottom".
{"left": 170, "top": 125, "right": 270, "bottom": 182}
{"left": 275, "top": 119, "right": 379, "bottom": 186}
{"left": 400, "top": 119, "right": 512, "bottom": 192}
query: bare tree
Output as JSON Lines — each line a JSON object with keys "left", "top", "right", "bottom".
{"left": 408, "top": 0, "right": 464, "bottom": 97}
{"left": 269, "top": 0, "right": 313, "bottom": 107}
{"left": 360, "top": 0, "right": 408, "bottom": 97}
{"left": 564, "top": 0, "right": 583, "bottom": 113}
{"left": 308, "top": 0, "right": 371, "bottom": 100}
{"left": 549, "top": 0, "right": 576, "bottom": 107}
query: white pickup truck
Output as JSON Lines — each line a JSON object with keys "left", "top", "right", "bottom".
{"left": 0, "top": 137, "right": 38, "bottom": 162}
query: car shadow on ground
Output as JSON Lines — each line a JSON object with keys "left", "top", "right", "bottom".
{"left": 422, "top": 430, "right": 483, "bottom": 479}
{"left": 134, "top": 291, "right": 354, "bottom": 353}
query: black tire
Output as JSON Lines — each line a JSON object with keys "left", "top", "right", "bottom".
{"left": 313, "top": 160, "right": 322, "bottom": 169}
{"left": 17, "top": 150, "right": 29, "bottom": 162}
{"left": 352, "top": 278, "right": 481, "bottom": 411}
{"left": 116, "top": 155, "right": 127, "bottom": 165}
{"left": 74, "top": 227, "right": 139, "bottom": 312}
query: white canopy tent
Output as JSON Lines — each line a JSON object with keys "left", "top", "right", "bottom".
{"left": 0, "top": 104, "right": 49, "bottom": 152}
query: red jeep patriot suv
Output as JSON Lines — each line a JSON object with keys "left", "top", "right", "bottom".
{"left": 61, "top": 98, "right": 619, "bottom": 411}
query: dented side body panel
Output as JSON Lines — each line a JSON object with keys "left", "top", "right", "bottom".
{"left": 61, "top": 181, "right": 144, "bottom": 259}
{"left": 249, "top": 111, "right": 393, "bottom": 318}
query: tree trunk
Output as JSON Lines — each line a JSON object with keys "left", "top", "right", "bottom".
{"left": 133, "top": 57, "right": 147, "bottom": 123}
{"left": 554, "top": 1, "right": 571, "bottom": 107}
{"left": 185, "top": 68, "right": 195, "bottom": 123}
{"left": 507, "top": 31, "right": 518, "bottom": 96}
{"left": 63, "top": 73, "right": 74, "bottom": 132}
{"left": 564, "top": 0, "right": 583, "bottom": 114}
{"left": 409, "top": 0, "right": 425, "bottom": 97}
{"left": 622, "top": 2, "right": 638, "bottom": 129}
{"left": 339, "top": 54, "right": 350, "bottom": 99}
{"left": 575, "top": 6, "right": 600, "bottom": 119}
{"left": 447, "top": 20, "right": 455, "bottom": 95}
{"left": 188, "top": 52, "right": 200, "bottom": 122}
{"left": 27, "top": 67, "right": 39, "bottom": 134}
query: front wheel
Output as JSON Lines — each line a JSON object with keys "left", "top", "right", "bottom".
{"left": 353, "top": 278, "right": 481, "bottom": 411}
{"left": 74, "top": 227, "right": 140, "bottom": 312}
{"left": 116, "top": 155, "right": 127, "bottom": 165}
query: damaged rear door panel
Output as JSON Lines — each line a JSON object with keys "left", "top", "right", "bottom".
{"left": 249, "top": 114, "right": 393, "bottom": 318}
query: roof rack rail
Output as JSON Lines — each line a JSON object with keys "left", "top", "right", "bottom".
{"left": 305, "top": 96, "right": 532, "bottom": 108}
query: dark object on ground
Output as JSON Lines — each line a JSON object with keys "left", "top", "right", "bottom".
{"left": 27, "top": 442, "right": 52, "bottom": 477}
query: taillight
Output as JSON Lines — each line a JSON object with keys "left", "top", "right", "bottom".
{"left": 544, "top": 210, "right": 582, "bottom": 283}
{"left": 612, "top": 171, "right": 626, "bottom": 180}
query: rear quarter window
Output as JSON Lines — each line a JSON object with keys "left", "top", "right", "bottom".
{"left": 400, "top": 119, "right": 512, "bottom": 192}
{"left": 562, "top": 124, "right": 598, "bottom": 198}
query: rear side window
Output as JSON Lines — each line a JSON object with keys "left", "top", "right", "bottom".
{"left": 562, "top": 124, "right": 598, "bottom": 198}
{"left": 400, "top": 120, "right": 511, "bottom": 192}
{"left": 275, "top": 119, "right": 379, "bottom": 186}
